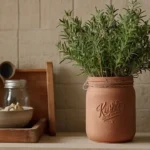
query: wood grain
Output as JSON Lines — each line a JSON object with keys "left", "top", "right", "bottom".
{"left": 46, "top": 62, "right": 56, "bottom": 136}
{"left": 16, "top": 69, "right": 46, "bottom": 72}
{"left": 0, "top": 62, "right": 56, "bottom": 136}
{"left": 0, "top": 118, "right": 46, "bottom": 143}
{"left": 12, "top": 70, "right": 48, "bottom": 123}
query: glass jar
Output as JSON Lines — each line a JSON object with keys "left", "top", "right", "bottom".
{"left": 3, "top": 80, "right": 30, "bottom": 107}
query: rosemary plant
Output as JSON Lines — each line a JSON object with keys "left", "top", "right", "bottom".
{"left": 57, "top": 0, "right": 150, "bottom": 77}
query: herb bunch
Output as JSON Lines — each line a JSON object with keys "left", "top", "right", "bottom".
{"left": 57, "top": 0, "right": 150, "bottom": 77}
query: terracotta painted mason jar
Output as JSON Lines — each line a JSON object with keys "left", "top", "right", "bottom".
{"left": 86, "top": 76, "right": 136, "bottom": 143}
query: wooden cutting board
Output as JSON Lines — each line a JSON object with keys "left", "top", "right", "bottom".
{"left": 0, "top": 62, "right": 56, "bottom": 136}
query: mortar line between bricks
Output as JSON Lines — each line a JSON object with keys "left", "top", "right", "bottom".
{"left": 17, "top": 30, "right": 19, "bottom": 68}
{"left": 17, "top": 0, "right": 20, "bottom": 68}
{"left": 0, "top": 29, "right": 58, "bottom": 31}
{"left": 136, "top": 109, "right": 150, "bottom": 111}
{"left": 55, "top": 83, "right": 150, "bottom": 85}
{"left": 134, "top": 83, "right": 150, "bottom": 85}
{"left": 72, "top": 0, "right": 74, "bottom": 17}
{"left": 55, "top": 108, "right": 150, "bottom": 111}
{"left": 56, "top": 108, "right": 85, "bottom": 110}
{"left": 39, "top": 0, "right": 41, "bottom": 28}
{"left": 55, "top": 83, "right": 85, "bottom": 85}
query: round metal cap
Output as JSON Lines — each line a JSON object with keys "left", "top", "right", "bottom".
{"left": 4, "top": 80, "right": 27, "bottom": 88}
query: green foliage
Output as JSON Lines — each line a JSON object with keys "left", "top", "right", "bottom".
{"left": 57, "top": 0, "right": 150, "bottom": 77}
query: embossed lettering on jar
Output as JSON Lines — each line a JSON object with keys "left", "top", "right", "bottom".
{"left": 86, "top": 77, "right": 135, "bottom": 143}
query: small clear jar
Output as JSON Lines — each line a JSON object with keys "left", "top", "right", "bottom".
{"left": 3, "top": 80, "right": 30, "bottom": 107}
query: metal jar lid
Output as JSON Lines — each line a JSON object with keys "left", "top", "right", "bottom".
{"left": 4, "top": 80, "right": 27, "bottom": 88}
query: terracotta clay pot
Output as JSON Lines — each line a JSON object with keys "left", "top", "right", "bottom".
{"left": 86, "top": 76, "right": 135, "bottom": 143}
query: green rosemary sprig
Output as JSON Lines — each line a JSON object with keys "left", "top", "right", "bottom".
{"left": 57, "top": 0, "right": 150, "bottom": 77}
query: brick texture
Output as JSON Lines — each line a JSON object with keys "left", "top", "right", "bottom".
{"left": 19, "top": 30, "right": 60, "bottom": 68}
{"left": 19, "top": 0, "right": 39, "bottom": 29}
{"left": 111, "top": 0, "right": 128, "bottom": 14}
{"left": 41, "top": 0, "right": 73, "bottom": 29}
{"left": 0, "top": 31, "right": 18, "bottom": 66}
{"left": 0, "top": 0, "right": 149, "bottom": 132}
{"left": 74, "top": 0, "right": 110, "bottom": 21}
{"left": 55, "top": 84, "right": 85, "bottom": 109}
{"left": 0, "top": 0, "right": 18, "bottom": 29}
{"left": 138, "top": 0, "right": 150, "bottom": 19}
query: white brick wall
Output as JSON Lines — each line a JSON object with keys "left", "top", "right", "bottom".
{"left": 19, "top": 0, "right": 40, "bottom": 29}
{"left": 0, "top": 31, "right": 18, "bottom": 66}
{"left": 41, "top": 0, "right": 73, "bottom": 29}
{"left": 19, "top": 30, "right": 60, "bottom": 68}
{"left": 0, "top": 0, "right": 149, "bottom": 132}
{"left": 0, "top": 0, "right": 18, "bottom": 29}
{"left": 74, "top": 0, "right": 110, "bottom": 21}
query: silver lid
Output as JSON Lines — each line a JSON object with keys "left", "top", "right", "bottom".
{"left": 4, "top": 80, "right": 27, "bottom": 88}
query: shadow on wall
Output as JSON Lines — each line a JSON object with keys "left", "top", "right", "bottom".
{"left": 133, "top": 135, "right": 150, "bottom": 143}
{"left": 53, "top": 66, "right": 150, "bottom": 132}
{"left": 53, "top": 66, "right": 87, "bottom": 132}
{"left": 54, "top": 68, "right": 150, "bottom": 132}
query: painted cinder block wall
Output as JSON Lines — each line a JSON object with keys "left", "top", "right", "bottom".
{"left": 0, "top": 0, "right": 150, "bottom": 132}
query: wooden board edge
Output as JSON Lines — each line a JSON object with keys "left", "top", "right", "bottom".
{"left": 0, "top": 119, "right": 46, "bottom": 131}
{"left": 16, "top": 69, "right": 46, "bottom": 73}
{"left": 32, "top": 118, "right": 47, "bottom": 130}
{"left": 30, "top": 118, "right": 47, "bottom": 143}
{"left": 46, "top": 62, "right": 56, "bottom": 136}
{"left": 0, "top": 119, "right": 46, "bottom": 143}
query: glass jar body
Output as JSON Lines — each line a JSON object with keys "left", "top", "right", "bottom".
{"left": 4, "top": 88, "right": 30, "bottom": 107}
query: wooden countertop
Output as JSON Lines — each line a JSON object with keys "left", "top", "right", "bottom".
{"left": 0, "top": 132, "right": 150, "bottom": 150}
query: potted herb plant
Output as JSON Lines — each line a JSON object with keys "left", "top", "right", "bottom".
{"left": 57, "top": 0, "right": 150, "bottom": 143}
